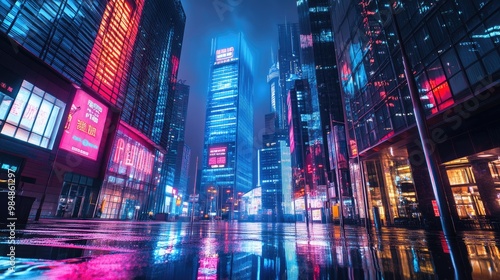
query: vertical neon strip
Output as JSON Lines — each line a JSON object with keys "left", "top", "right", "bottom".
{"left": 84, "top": 0, "right": 144, "bottom": 104}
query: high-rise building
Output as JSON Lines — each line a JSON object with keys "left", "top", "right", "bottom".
{"left": 296, "top": 0, "right": 350, "bottom": 221}
{"left": 0, "top": 0, "right": 186, "bottom": 220}
{"left": 277, "top": 23, "right": 302, "bottom": 130}
{"left": 99, "top": 0, "right": 185, "bottom": 219}
{"left": 267, "top": 62, "right": 281, "bottom": 123}
{"left": 164, "top": 82, "right": 190, "bottom": 214}
{"left": 331, "top": 0, "right": 500, "bottom": 229}
{"left": 287, "top": 79, "right": 326, "bottom": 222}
{"left": 201, "top": 33, "right": 254, "bottom": 219}
{"left": 259, "top": 115, "right": 292, "bottom": 221}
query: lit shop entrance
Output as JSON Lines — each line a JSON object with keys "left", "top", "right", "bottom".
{"left": 443, "top": 148, "right": 500, "bottom": 224}
{"left": 364, "top": 147, "right": 422, "bottom": 227}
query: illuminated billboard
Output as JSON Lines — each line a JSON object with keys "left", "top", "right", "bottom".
{"left": 214, "top": 47, "right": 237, "bottom": 65}
{"left": 208, "top": 145, "right": 227, "bottom": 168}
{"left": 60, "top": 90, "right": 108, "bottom": 160}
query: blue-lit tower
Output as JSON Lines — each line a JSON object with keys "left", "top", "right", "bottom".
{"left": 278, "top": 22, "right": 302, "bottom": 131}
{"left": 296, "top": 0, "right": 347, "bottom": 221}
{"left": 201, "top": 33, "right": 254, "bottom": 219}
{"left": 164, "top": 82, "right": 190, "bottom": 214}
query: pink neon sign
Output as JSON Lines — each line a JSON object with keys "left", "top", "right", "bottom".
{"left": 60, "top": 90, "right": 108, "bottom": 160}
{"left": 208, "top": 146, "right": 227, "bottom": 168}
{"left": 112, "top": 136, "right": 154, "bottom": 176}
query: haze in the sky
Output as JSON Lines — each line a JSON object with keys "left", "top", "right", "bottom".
{"left": 178, "top": 0, "right": 298, "bottom": 190}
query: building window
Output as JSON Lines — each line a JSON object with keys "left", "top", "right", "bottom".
{"left": 446, "top": 167, "right": 475, "bottom": 185}
{"left": 0, "top": 80, "right": 65, "bottom": 149}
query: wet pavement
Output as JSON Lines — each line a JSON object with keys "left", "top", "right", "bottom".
{"left": 1, "top": 220, "right": 500, "bottom": 279}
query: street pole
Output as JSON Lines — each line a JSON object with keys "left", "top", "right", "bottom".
{"left": 332, "top": 125, "right": 345, "bottom": 234}
{"left": 389, "top": 1, "right": 455, "bottom": 236}
{"left": 329, "top": 116, "right": 346, "bottom": 233}
{"left": 190, "top": 156, "right": 198, "bottom": 225}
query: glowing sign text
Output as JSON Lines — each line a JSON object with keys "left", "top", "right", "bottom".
{"left": 60, "top": 90, "right": 108, "bottom": 160}
{"left": 208, "top": 146, "right": 227, "bottom": 168}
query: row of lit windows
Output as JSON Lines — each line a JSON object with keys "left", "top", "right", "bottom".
{"left": 0, "top": 80, "right": 65, "bottom": 149}
{"left": 1, "top": 1, "right": 107, "bottom": 85}
{"left": 335, "top": 0, "right": 500, "bottom": 152}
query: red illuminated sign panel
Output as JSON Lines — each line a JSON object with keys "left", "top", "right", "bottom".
{"left": 208, "top": 146, "right": 227, "bottom": 168}
{"left": 60, "top": 90, "right": 108, "bottom": 160}
{"left": 432, "top": 200, "right": 440, "bottom": 217}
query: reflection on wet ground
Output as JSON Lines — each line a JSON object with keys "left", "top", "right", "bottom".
{"left": 1, "top": 220, "right": 500, "bottom": 279}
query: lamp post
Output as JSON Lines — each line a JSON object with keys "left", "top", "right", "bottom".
{"left": 330, "top": 116, "right": 346, "bottom": 233}
{"left": 190, "top": 157, "right": 198, "bottom": 225}
{"left": 388, "top": 0, "right": 455, "bottom": 236}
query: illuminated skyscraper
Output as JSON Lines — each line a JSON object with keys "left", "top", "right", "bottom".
{"left": 201, "top": 33, "right": 254, "bottom": 219}
{"left": 164, "top": 82, "right": 190, "bottom": 214}
{"left": 0, "top": 0, "right": 186, "bottom": 219}
{"left": 259, "top": 114, "right": 292, "bottom": 222}
{"left": 296, "top": 0, "right": 349, "bottom": 222}
{"left": 331, "top": 0, "right": 500, "bottom": 229}
{"left": 277, "top": 23, "right": 302, "bottom": 130}
{"left": 99, "top": 0, "right": 186, "bottom": 219}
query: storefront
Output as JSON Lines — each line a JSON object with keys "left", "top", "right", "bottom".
{"left": 98, "top": 122, "right": 164, "bottom": 220}
{"left": 1, "top": 35, "right": 123, "bottom": 221}
{"left": 442, "top": 148, "right": 500, "bottom": 223}
{"left": 362, "top": 147, "right": 423, "bottom": 227}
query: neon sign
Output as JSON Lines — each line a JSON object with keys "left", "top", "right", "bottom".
{"left": 214, "top": 47, "right": 237, "bottom": 65}
{"left": 112, "top": 136, "right": 154, "bottom": 175}
{"left": 60, "top": 90, "right": 108, "bottom": 160}
{"left": 83, "top": 0, "right": 144, "bottom": 104}
{"left": 208, "top": 146, "right": 227, "bottom": 168}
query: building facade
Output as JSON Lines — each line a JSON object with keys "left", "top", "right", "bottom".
{"left": 0, "top": 0, "right": 186, "bottom": 220}
{"left": 296, "top": 0, "right": 352, "bottom": 222}
{"left": 331, "top": 0, "right": 500, "bottom": 229}
{"left": 164, "top": 82, "right": 190, "bottom": 215}
{"left": 201, "top": 33, "right": 254, "bottom": 219}
{"left": 93, "top": 0, "right": 186, "bottom": 219}
{"left": 277, "top": 23, "right": 302, "bottom": 130}
{"left": 287, "top": 79, "right": 327, "bottom": 222}
{"left": 259, "top": 128, "right": 292, "bottom": 222}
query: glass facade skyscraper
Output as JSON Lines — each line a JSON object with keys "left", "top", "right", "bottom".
{"left": 201, "top": 33, "right": 254, "bottom": 219}
{"left": 99, "top": 0, "right": 185, "bottom": 219}
{"left": 331, "top": 0, "right": 500, "bottom": 229}
{"left": 296, "top": 0, "right": 350, "bottom": 221}
{"left": 164, "top": 82, "right": 190, "bottom": 214}
{"left": 0, "top": 0, "right": 107, "bottom": 85}
{"left": 0, "top": 0, "right": 186, "bottom": 219}
{"left": 278, "top": 23, "right": 302, "bottom": 130}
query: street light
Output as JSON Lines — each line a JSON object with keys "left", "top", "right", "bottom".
{"left": 330, "top": 116, "right": 346, "bottom": 233}
{"left": 388, "top": 0, "right": 455, "bottom": 237}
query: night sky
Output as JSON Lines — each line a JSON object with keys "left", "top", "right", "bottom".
{"left": 178, "top": 0, "right": 298, "bottom": 188}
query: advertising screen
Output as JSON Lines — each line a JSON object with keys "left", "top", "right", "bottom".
{"left": 208, "top": 145, "right": 227, "bottom": 168}
{"left": 214, "top": 47, "right": 237, "bottom": 65}
{"left": 60, "top": 90, "right": 108, "bottom": 160}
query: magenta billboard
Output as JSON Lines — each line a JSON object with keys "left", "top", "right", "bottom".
{"left": 208, "top": 145, "right": 227, "bottom": 168}
{"left": 59, "top": 90, "right": 108, "bottom": 160}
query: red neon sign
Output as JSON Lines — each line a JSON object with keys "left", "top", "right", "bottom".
{"left": 60, "top": 90, "right": 108, "bottom": 160}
